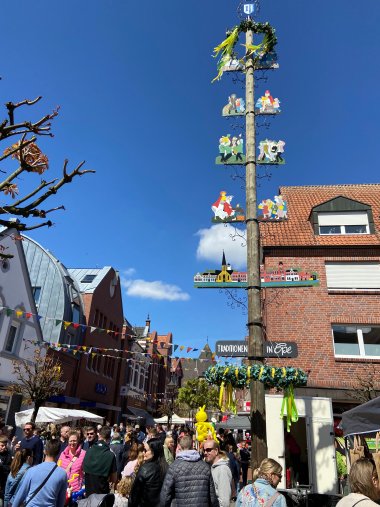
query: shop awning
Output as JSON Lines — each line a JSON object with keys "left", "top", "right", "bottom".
{"left": 341, "top": 396, "right": 380, "bottom": 437}
{"left": 215, "top": 416, "right": 251, "bottom": 430}
{"left": 127, "top": 407, "right": 156, "bottom": 426}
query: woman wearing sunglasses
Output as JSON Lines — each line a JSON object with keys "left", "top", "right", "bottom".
{"left": 237, "top": 458, "right": 286, "bottom": 507}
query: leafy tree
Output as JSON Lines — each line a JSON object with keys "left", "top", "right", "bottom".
{"left": 177, "top": 378, "right": 219, "bottom": 413}
{"left": 8, "top": 348, "right": 64, "bottom": 422}
{"left": 0, "top": 96, "right": 94, "bottom": 258}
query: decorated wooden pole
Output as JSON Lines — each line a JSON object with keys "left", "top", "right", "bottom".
{"left": 245, "top": 26, "right": 267, "bottom": 467}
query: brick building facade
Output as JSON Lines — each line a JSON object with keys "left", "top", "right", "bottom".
{"left": 261, "top": 184, "right": 380, "bottom": 411}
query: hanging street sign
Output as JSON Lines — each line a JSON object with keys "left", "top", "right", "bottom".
{"left": 243, "top": 4, "right": 254, "bottom": 15}
{"left": 215, "top": 340, "right": 247, "bottom": 357}
{"left": 264, "top": 341, "right": 298, "bottom": 358}
{"left": 215, "top": 340, "right": 298, "bottom": 358}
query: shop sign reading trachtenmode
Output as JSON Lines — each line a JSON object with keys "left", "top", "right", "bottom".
{"left": 215, "top": 340, "right": 298, "bottom": 358}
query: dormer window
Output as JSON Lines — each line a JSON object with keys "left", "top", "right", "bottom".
{"left": 310, "top": 196, "right": 375, "bottom": 235}
{"left": 318, "top": 211, "right": 369, "bottom": 235}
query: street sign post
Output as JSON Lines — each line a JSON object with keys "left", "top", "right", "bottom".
{"left": 215, "top": 340, "right": 298, "bottom": 358}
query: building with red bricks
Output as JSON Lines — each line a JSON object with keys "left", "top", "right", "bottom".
{"left": 260, "top": 184, "right": 380, "bottom": 412}
{"left": 69, "top": 268, "right": 125, "bottom": 422}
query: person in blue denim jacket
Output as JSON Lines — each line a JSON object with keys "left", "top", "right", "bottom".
{"left": 4, "top": 449, "right": 32, "bottom": 507}
{"left": 237, "top": 458, "right": 286, "bottom": 507}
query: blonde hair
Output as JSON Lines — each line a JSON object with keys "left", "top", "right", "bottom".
{"left": 134, "top": 451, "right": 145, "bottom": 476}
{"left": 350, "top": 458, "right": 379, "bottom": 501}
{"left": 117, "top": 476, "right": 133, "bottom": 497}
{"left": 252, "top": 458, "right": 282, "bottom": 484}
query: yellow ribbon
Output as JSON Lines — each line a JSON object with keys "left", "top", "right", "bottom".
{"left": 258, "top": 366, "right": 264, "bottom": 379}
{"left": 235, "top": 368, "right": 239, "bottom": 380}
{"left": 219, "top": 382, "right": 225, "bottom": 410}
{"left": 280, "top": 384, "right": 299, "bottom": 432}
{"left": 247, "top": 366, "right": 251, "bottom": 380}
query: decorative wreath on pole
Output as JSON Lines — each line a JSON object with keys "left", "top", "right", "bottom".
{"left": 204, "top": 364, "right": 308, "bottom": 431}
{"left": 212, "top": 21, "right": 278, "bottom": 82}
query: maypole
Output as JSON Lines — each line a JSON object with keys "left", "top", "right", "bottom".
{"left": 195, "top": 0, "right": 308, "bottom": 468}
{"left": 244, "top": 20, "right": 267, "bottom": 466}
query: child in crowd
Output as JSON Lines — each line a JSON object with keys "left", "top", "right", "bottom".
{"left": 114, "top": 476, "right": 133, "bottom": 506}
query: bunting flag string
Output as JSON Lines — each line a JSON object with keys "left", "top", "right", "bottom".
{"left": 1, "top": 306, "right": 204, "bottom": 355}
{"left": 23, "top": 339, "right": 219, "bottom": 366}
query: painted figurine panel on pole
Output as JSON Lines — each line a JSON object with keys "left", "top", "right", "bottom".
{"left": 211, "top": 191, "right": 245, "bottom": 223}
{"left": 258, "top": 195, "right": 287, "bottom": 220}
{"left": 255, "top": 51, "right": 279, "bottom": 69}
{"left": 222, "top": 95, "right": 246, "bottom": 117}
{"left": 194, "top": 255, "right": 319, "bottom": 288}
{"left": 255, "top": 90, "right": 281, "bottom": 115}
{"left": 260, "top": 263, "right": 320, "bottom": 287}
{"left": 216, "top": 134, "right": 246, "bottom": 165}
{"left": 257, "top": 139, "right": 285, "bottom": 165}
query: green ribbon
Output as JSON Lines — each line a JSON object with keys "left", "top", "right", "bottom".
{"left": 280, "top": 384, "right": 298, "bottom": 432}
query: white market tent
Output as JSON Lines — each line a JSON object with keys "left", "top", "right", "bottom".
{"left": 154, "top": 413, "right": 187, "bottom": 425}
{"left": 15, "top": 407, "right": 104, "bottom": 427}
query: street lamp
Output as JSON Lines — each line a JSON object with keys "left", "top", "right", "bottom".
{"left": 166, "top": 377, "right": 178, "bottom": 426}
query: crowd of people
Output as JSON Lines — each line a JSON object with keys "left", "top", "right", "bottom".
{"left": 0, "top": 418, "right": 291, "bottom": 507}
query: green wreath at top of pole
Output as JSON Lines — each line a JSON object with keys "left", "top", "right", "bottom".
{"left": 212, "top": 21, "right": 277, "bottom": 82}
{"left": 204, "top": 364, "right": 307, "bottom": 389}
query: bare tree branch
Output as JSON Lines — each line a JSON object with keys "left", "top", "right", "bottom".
{"left": 0, "top": 96, "right": 94, "bottom": 231}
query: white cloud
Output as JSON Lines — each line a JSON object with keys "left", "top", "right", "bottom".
{"left": 123, "top": 267, "right": 136, "bottom": 277}
{"left": 121, "top": 277, "right": 190, "bottom": 301}
{"left": 121, "top": 267, "right": 189, "bottom": 301}
{"left": 195, "top": 224, "right": 247, "bottom": 269}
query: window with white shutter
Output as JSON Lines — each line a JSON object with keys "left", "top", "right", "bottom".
{"left": 325, "top": 262, "right": 380, "bottom": 289}
{"left": 318, "top": 212, "right": 369, "bottom": 235}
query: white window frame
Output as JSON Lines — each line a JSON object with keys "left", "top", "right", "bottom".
{"left": 332, "top": 325, "right": 380, "bottom": 358}
{"left": 318, "top": 212, "right": 370, "bottom": 235}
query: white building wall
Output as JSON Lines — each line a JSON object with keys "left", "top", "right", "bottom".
{"left": 0, "top": 228, "right": 42, "bottom": 417}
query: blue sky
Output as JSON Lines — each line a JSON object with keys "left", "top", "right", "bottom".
{"left": 1, "top": 0, "right": 380, "bottom": 354}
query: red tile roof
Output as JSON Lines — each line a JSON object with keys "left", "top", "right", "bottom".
{"left": 260, "top": 184, "right": 380, "bottom": 247}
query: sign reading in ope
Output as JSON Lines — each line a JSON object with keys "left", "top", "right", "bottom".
{"left": 215, "top": 340, "right": 298, "bottom": 358}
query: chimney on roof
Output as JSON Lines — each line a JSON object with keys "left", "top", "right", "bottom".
{"left": 146, "top": 314, "right": 151, "bottom": 332}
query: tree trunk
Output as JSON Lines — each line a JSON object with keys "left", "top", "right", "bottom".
{"left": 31, "top": 402, "right": 42, "bottom": 423}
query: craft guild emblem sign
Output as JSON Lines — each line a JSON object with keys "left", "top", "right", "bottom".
{"left": 243, "top": 4, "right": 254, "bottom": 15}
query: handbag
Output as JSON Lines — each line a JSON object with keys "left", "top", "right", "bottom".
{"left": 21, "top": 463, "right": 58, "bottom": 506}
{"left": 350, "top": 435, "right": 365, "bottom": 465}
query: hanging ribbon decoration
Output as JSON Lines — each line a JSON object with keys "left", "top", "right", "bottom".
{"left": 205, "top": 364, "right": 307, "bottom": 430}
{"left": 280, "top": 384, "right": 298, "bottom": 432}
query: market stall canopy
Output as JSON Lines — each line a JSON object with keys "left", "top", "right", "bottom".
{"left": 154, "top": 413, "right": 187, "bottom": 425}
{"left": 15, "top": 407, "right": 104, "bottom": 427}
{"left": 341, "top": 396, "right": 380, "bottom": 437}
{"left": 216, "top": 416, "right": 251, "bottom": 430}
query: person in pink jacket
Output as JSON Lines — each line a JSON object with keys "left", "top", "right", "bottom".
{"left": 58, "top": 430, "right": 86, "bottom": 494}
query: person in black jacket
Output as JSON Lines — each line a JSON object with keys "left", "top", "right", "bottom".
{"left": 160, "top": 435, "right": 219, "bottom": 507}
{"left": 128, "top": 438, "right": 167, "bottom": 507}
{"left": 0, "top": 435, "right": 12, "bottom": 503}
